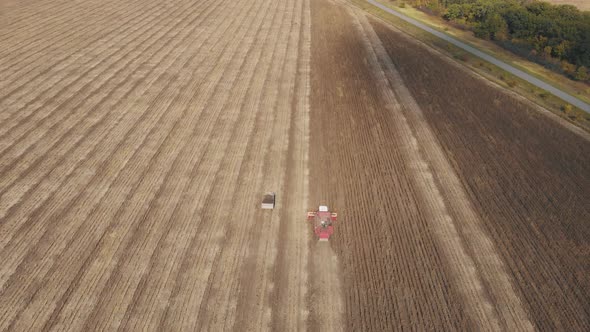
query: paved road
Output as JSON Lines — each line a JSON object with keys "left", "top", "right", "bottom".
{"left": 367, "top": 0, "right": 590, "bottom": 114}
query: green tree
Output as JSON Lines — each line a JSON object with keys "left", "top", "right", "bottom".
{"left": 444, "top": 4, "right": 465, "bottom": 21}
{"left": 553, "top": 41, "right": 570, "bottom": 58}
{"left": 574, "top": 66, "right": 589, "bottom": 81}
{"left": 543, "top": 45, "right": 552, "bottom": 58}
{"left": 475, "top": 13, "right": 509, "bottom": 40}
{"left": 561, "top": 60, "right": 577, "bottom": 76}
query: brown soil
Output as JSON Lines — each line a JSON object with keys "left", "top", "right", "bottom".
{"left": 309, "top": 0, "right": 473, "bottom": 329}
{"left": 309, "top": 0, "right": 589, "bottom": 330}
{"left": 372, "top": 16, "right": 590, "bottom": 330}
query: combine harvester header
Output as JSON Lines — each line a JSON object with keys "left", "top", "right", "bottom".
{"left": 307, "top": 205, "right": 337, "bottom": 241}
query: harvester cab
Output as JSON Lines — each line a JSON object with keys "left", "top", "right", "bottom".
{"left": 307, "top": 205, "right": 337, "bottom": 241}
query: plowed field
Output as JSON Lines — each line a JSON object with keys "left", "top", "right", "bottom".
{"left": 309, "top": 0, "right": 589, "bottom": 330}
{"left": 1, "top": 0, "right": 589, "bottom": 330}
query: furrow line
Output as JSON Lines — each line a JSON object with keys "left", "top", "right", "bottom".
{"left": 77, "top": 0, "right": 273, "bottom": 329}
{"left": 122, "top": 0, "right": 286, "bottom": 329}
{"left": 0, "top": 0, "right": 167, "bottom": 98}
{"left": 0, "top": 0, "right": 200, "bottom": 161}
{"left": 196, "top": 0, "right": 292, "bottom": 329}
{"left": 0, "top": 0, "right": 121, "bottom": 57}
{"left": 0, "top": 0, "right": 225, "bottom": 288}
{"left": 0, "top": 0, "right": 171, "bottom": 115}
{"left": 360, "top": 11, "right": 534, "bottom": 331}
{"left": 351, "top": 8, "right": 503, "bottom": 330}
{"left": 0, "top": 0, "right": 221, "bottom": 224}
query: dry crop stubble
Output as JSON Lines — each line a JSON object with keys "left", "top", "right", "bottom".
{"left": 0, "top": 0, "right": 162, "bottom": 98}
{"left": 0, "top": 0, "right": 313, "bottom": 329}
{"left": 0, "top": 0, "right": 201, "bottom": 146}
{"left": 0, "top": 0, "right": 228, "bottom": 288}
{"left": 119, "top": 0, "right": 288, "bottom": 330}
{"left": 45, "top": 0, "right": 272, "bottom": 329}
{"left": 0, "top": 0, "right": 223, "bottom": 218}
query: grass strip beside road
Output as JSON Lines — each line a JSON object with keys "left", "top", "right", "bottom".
{"left": 350, "top": 0, "right": 590, "bottom": 130}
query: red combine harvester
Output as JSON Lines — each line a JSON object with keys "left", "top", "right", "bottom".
{"left": 307, "top": 205, "right": 337, "bottom": 241}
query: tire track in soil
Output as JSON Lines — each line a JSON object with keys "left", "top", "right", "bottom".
{"left": 309, "top": 243, "right": 345, "bottom": 332}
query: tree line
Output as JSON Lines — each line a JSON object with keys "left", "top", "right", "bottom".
{"left": 403, "top": 0, "right": 590, "bottom": 82}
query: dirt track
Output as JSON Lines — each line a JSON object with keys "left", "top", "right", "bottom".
{"left": 1, "top": 0, "right": 589, "bottom": 330}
